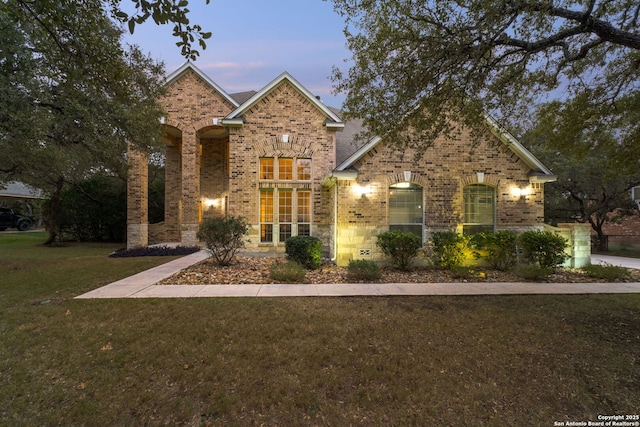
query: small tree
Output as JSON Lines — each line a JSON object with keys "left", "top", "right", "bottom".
{"left": 376, "top": 230, "right": 422, "bottom": 270}
{"left": 197, "top": 216, "right": 249, "bottom": 266}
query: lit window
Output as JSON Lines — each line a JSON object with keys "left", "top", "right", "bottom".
{"left": 259, "top": 158, "right": 274, "bottom": 180}
{"left": 260, "top": 190, "right": 273, "bottom": 242}
{"left": 279, "top": 190, "right": 293, "bottom": 242}
{"left": 279, "top": 158, "right": 293, "bottom": 180}
{"left": 389, "top": 183, "right": 423, "bottom": 240}
{"left": 463, "top": 184, "right": 496, "bottom": 234}
{"left": 258, "top": 157, "right": 313, "bottom": 243}
{"left": 297, "top": 190, "right": 311, "bottom": 236}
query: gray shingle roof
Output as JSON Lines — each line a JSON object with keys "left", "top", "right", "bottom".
{"left": 229, "top": 91, "right": 258, "bottom": 105}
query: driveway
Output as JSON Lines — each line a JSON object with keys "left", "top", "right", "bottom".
{"left": 591, "top": 254, "right": 640, "bottom": 270}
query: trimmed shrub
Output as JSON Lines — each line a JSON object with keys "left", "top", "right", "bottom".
{"left": 285, "top": 236, "right": 322, "bottom": 270}
{"left": 197, "top": 216, "right": 249, "bottom": 266}
{"left": 376, "top": 230, "right": 422, "bottom": 270}
{"left": 347, "top": 259, "right": 382, "bottom": 281}
{"left": 430, "top": 231, "right": 470, "bottom": 268}
{"left": 471, "top": 230, "right": 519, "bottom": 271}
{"left": 513, "top": 264, "right": 553, "bottom": 281}
{"left": 581, "top": 263, "right": 631, "bottom": 281}
{"left": 269, "top": 260, "right": 306, "bottom": 283}
{"left": 519, "top": 230, "right": 568, "bottom": 268}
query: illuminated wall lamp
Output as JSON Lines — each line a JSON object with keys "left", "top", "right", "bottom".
{"left": 353, "top": 184, "right": 372, "bottom": 198}
{"left": 511, "top": 187, "right": 531, "bottom": 200}
{"left": 203, "top": 198, "right": 220, "bottom": 208}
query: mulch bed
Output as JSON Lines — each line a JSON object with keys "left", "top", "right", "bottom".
{"left": 157, "top": 256, "right": 640, "bottom": 285}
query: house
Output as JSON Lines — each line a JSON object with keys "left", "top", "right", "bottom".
{"left": 127, "top": 62, "right": 568, "bottom": 266}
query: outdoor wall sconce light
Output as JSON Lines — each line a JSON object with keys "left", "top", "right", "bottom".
{"left": 202, "top": 198, "right": 220, "bottom": 208}
{"left": 511, "top": 187, "right": 531, "bottom": 200}
{"left": 353, "top": 184, "right": 372, "bottom": 198}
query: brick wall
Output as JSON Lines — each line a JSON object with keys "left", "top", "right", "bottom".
{"left": 332, "top": 125, "right": 545, "bottom": 264}
{"left": 157, "top": 68, "right": 235, "bottom": 244}
{"left": 129, "top": 65, "right": 547, "bottom": 260}
{"left": 227, "top": 80, "right": 338, "bottom": 251}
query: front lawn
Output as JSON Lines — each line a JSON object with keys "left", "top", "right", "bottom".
{"left": 1, "top": 233, "right": 639, "bottom": 425}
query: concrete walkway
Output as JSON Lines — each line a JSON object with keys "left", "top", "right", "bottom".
{"left": 75, "top": 252, "right": 640, "bottom": 299}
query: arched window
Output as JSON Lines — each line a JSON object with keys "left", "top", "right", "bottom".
{"left": 389, "top": 183, "right": 423, "bottom": 240}
{"left": 463, "top": 184, "right": 496, "bottom": 234}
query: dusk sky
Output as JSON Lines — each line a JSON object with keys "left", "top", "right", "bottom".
{"left": 123, "top": 0, "right": 351, "bottom": 108}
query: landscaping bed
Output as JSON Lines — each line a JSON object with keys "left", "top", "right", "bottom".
{"left": 158, "top": 255, "right": 640, "bottom": 285}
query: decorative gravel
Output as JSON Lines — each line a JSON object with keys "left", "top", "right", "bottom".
{"left": 157, "top": 256, "right": 640, "bottom": 285}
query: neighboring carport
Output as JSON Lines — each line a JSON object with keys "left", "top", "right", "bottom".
{"left": 0, "top": 181, "right": 45, "bottom": 224}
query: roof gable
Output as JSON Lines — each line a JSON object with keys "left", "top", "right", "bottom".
{"left": 335, "top": 113, "right": 554, "bottom": 180}
{"left": 223, "top": 72, "right": 343, "bottom": 127}
{"left": 165, "top": 62, "right": 240, "bottom": 108}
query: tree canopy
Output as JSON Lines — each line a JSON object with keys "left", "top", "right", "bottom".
{"left": 0, "top": 0, "right": 166, "bottom": 243}
{"left": 9, "top": 0, "right": 211, "bottom": 60}
{"left": 523, "top": 91, "right": 640, "bottom": 251}
{"left": 330, "top": 0, "right": 640, "bottom": 147}
{"left": 107, "top": 0, "right": 212, "bottom": 60}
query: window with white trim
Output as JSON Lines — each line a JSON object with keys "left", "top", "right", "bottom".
{"left": 463, "top": 184, "right": 496, "bottom": 234}
{"left": 259, "top": 156, "right": 312, "bottom": 243}
{"left": 389, "top": 183, "right": 423, "bottom": 240}
{"left": 260, "top": 189, "right": 274, "bottom": 243}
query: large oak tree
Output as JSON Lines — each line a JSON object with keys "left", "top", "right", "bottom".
{"left": 330, "top": 0, "right": 640, "bottom": 149}
{"left": 0, "top": 1, "right": 166, "bottom": 243}
{"left": 523, "top": 91, "right": 640, "bottom": 251}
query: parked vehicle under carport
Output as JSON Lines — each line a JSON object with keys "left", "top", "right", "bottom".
{"left": 0, "top": 207, "right": 33, "bottom": 231}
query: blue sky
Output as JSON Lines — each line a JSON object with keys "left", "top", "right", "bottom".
{"left": 122, "top": 0, "right": 351, "bottom": 108}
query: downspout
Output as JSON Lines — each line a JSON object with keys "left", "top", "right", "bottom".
{"left": 331, "top": 177, "right": 338, "bottom": 262}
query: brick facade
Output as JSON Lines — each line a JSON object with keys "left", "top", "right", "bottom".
{"left": 329, "top": 127, "right": 546, "bottom": 264}
{"left": 127, "top": 63, "right": 556, "bottom": 265}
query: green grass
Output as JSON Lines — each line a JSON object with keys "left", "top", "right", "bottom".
{"left": 581, "top": 263, "right": 632, "bottom": 281}
{"left": 2, "top": 233, "right": 640, "bottom": 425}
{"left": 269, "top": 259, "right": 307, "bottom": 283}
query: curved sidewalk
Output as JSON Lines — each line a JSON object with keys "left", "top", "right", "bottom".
{"left": 76, "top": 251, "right": 640, "bottom": 299}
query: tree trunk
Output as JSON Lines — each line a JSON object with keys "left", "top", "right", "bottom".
{"left": 43, "top": 178, "right": 64, "bottom": 246}
{"left": 590, "top": 218, "right": 609, "bottom": 252}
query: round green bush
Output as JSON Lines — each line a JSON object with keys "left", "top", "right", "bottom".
{"left": 285, "top": 236, "right": 322, "bottom": 270}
